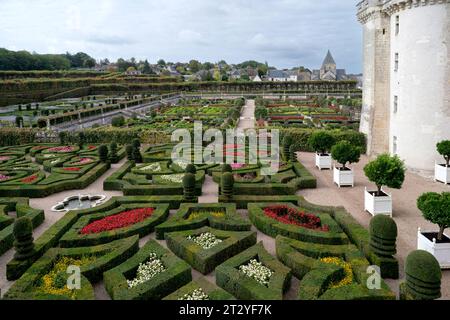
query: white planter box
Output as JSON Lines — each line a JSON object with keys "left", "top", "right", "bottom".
{"left": 417, "top": 228, "right": 450, "bottom": 269}
{"left": 333, "top": 166, "right": 354, "bottom": 187}
{"left": 364, "top": 187, "right": 392, "bottom": 217}
{"left": 434, "top": 162, "right": 450, "bottom": 184}
{"left": 315, "top": 153, "right": 332, "bottom": 170}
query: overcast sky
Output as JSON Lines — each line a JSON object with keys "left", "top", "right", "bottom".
{"left": 0, "top": 0, "right": 362, "bottom": 73}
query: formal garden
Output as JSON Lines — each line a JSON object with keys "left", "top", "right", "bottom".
{"left": 0, "top": 96, "right": 447, "bottom": 301}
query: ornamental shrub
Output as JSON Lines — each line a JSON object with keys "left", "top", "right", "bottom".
{"left": 126, "top": 144, "right": 133, "bottom": 161}
{"left": 13, "top": 217, "right": 35, "bottom": 261}
{"left": 15, "top": 116, "right": 23, "bottom": 128}
{"left": 283, "top": 135, "right": 293, "bottom": 159}
{"left": 289, "top": 145, "right": 298, "bottom": 163}
{"left": 222, "top": 164, "right": 232, "bottom": 173}
{"left": 109, "top": 142, "right": 119, "bottom": 163}
{"left": 98, "top": 144, "right": 109, "bottom": 163}
{"left": 111, "top": 116, "right": 125, "bottom": 127}
{"left": 331, "top": 140, "right": 361, "bottom": 169}
{"left": 221, "top": 172, "right": 234, "bottom": 200}
{"left": 78, "top": 131, "right": 86, "bottom": 149}
{"left": 185, "top": 164, "right": 197, "bottom": 174}
{"left": 183, "top": 173, "right": 196, "bottom": 202}
{"left": 417, "top": 192, "right": 450, "bottom": 241}
{"left": 132, "top": 146, "right": 143, "bottom": 163}
{"left": 132, "top": 138, "right": 141, "bottom": 149}
{"left": 436, "top": 140, "right": 450, "bottom": 167}
{"left": 59, "top": 131, "right": 67, "bottom": 145}
{"left": 404, "top": 250, "right": 441, "bottom": 300}
{"left": 370, "top": 215, "right": 397, "bottom": 257}
{"left": 363, "top": 154, "right": 406, "bottom": 195}
{"left": 308, "top": 131, "right": 335, "bottom": 154}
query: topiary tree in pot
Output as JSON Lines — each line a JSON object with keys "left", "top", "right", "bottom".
{"left": 331, "top": 141, "right": 361, "bottom": 187}
{"left": 183, "top": 173, "right": 196, "bottom": 202}
{"left": 435, "top": 140, "right": 450, "bottom": 184}
{"left": 308, "top": 131, "right": 335, "bottom": 170}
{"left": 363, "top": 154, "right": 405, "bottom": 216}
{"left": 13, "top": 217, "right": 35, "bottom": 261}
{"left": 98, "top": 145, "right": 109, "bottom": 163}
{"left": 417, "top": 192, "right": 450, "bottom": 265}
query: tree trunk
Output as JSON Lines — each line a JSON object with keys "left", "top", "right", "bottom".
{"left": 438, "top": 225, "right": 446, "bottom": 242}
{"left": 377, "top": 185, "right": 382, "bottom": 196}
{"left": 446, "top": 156, "right": 449, "bottom": 168}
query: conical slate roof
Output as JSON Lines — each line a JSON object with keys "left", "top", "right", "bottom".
{"left": 322, "top": 50, "right": 336, "bottom": 66}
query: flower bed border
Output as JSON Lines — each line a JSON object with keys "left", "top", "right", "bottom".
{"left": 163, "top": 277, "right": 235, "bottom": 300}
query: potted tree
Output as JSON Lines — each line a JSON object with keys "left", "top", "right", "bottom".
{"left": 363, "top": 154, "right": 406, "bottom": 217}
{"left": 308, "top": 131, "right": 335, "bottom": 170}
{"left": 435, "top": 140, "right": 450, "bottom": 184}
{"left": 331, "top": 141, "right": 361, "bottom": 187}
{"left": 417, "top": 192, "right": 450, "bottom": 268}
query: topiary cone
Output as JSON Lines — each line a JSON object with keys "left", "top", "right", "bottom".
{"left": 402, "top": 250, "right": 441, "bottom": 300}
{"left": 185, "top": 164, "right": 197, "bottom": 174}
{"left": 369, "top": 215, "right": 397, "bottom": 257}
{"left": 13, "top": 217, "right": 35, "bottom": 261}
{"left": 221, "top": 172, "right": 234, "bottom": 200}
{"left": 289, "top": 145, "right": 298, "bottom": 163}
{"left": 222, "top": 164, "right": 232, "bottom": 173}
{"left": 183, "top": 173, "right": 196, "bottom": 202}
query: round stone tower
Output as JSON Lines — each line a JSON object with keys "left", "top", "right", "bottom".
{"left": 357, "top": 0, "right": 450, "bottom": 172}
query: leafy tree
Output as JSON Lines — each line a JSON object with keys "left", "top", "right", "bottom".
{"left": 417, "top": 192, "right": 450, "bottom": 241}
{"left": 364, "top": 154, "right": 406, "bottom": 196}
{"left": 308, "top": 131, "right": 335, "bottom": 154}
{"left": 142, "top": 60, "right": 152, "bottom": 74}
{"left": 331, "top": 141, "right": 361, "bottom": 169}
{"left": 436, "top": 140, "right": 450, "bottom": 167}
{"left": 157, "top": 59, "right": 166, "bottom": 67}
{"left": 188, "top": 60, "right": 201, "bottom": 73}
{"left": 111, "top": 116, "right": 125, "bottom": 127}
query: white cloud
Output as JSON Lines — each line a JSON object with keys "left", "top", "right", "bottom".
{"left": 178, "top": 30, "right": 206, "bottom": 44}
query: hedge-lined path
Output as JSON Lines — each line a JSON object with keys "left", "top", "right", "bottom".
{"left": 0, "top": 157, "right": 126, "bottom": 297}
{"left": 237, "top": 99, "right": 256, "bottom": 131}
{"left": 296, "top": 151, "right": 450, "bottom": 299}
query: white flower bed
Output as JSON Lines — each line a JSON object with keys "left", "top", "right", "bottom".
{"left": 239, "top": 259, "right": 273, "bottom": 287}
{"left": 127, "top": 253, "right": 166, "bottom": 288}
{"left": 140, "top": 163, "right": 162, "bottom": 172}
{"left": 178, "top": 288, "right": 210, "bottom": 300}
{"left": 160, "top": 174, "right": 184, "bottom": 183}
{"left": 187, "top": 232, "right": 223, "bottom": 250}
{"left": 174, "top": 160, "right": 189, "bottom": 170}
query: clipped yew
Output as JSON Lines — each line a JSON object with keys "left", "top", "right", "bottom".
{"left": 126, "top": 144, "right": 133, "bottom": 161}
{"left": 109, "top": 142, "right": 119, "bottom": 163}
{"left": 370, "top": 215, "right": 397, "bottom": 257}
{"left": 98, "top": 144, "right": 109, "bottom": 163}
{"left": 222, "top": 164, "right": 232, "bottom": 173}
{"left": 402, "top": 250, "right": 441, "bottom": 300}
{"left": 289, "top": 145, "right": 298, "bottom": 163}
{"left": 185, "top": 164, "right": 197, "bottom": 174}
{"left": 132, "top": 146, "right": 143, "bottom": 163}
{"left": 283, "top": 135, "right": 293, "bottom": 159}
{"left": 183, "top": 173, "right": 196, "bottom": 202}
{"left": 221, "top": 172, "right": 234, "bottom": 200}
{"left": 13, "top": 217, "right": 35, "bottom": 261}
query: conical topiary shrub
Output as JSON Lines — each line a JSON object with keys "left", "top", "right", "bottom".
{"left": 13, "top": 217, "right": 35, "bottom": 261}
{"left": 109, "top": 142, "right": 119, "bottom": 163}
{"left": 221, "top": 172, "right": 234, "bottom": 200}
{"left": 126, "top": 144, "right": 133, "bottom": 161}
{"left": 185, "top": 164, "right": 197, "bottom": 174}
{"left": 283, "top": 135, "right": 293, "bottom": 160}
{"left": 132, "top": 138, "right": 141, "bottom": 149}
{"left": 401, "top": 250, "right": 441, "bottom": 300}
{"left": 289, "top": 144, "right": 298, "bottom": 163}
{"left": 369, "top": 215, "right": 397, "bottom": 257}
{"left": 222, "top": 164, "right": 232, "bottom": 173}
{"left": 183, "top": 173, "right": 196, "bottom": 202}
{"left": 132, "top": 146, "right": 143, "bottom": 163}
{"left": 98, "top": 145, "right": 109, "bottom": 163}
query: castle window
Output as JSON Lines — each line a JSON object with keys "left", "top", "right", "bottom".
{"left": 394, "top": 95, "right": 398, "bottom": 113}
{"left": 394, "top": 53, "right": 399, "bottom": 72}
{"left": 393, "top": 136, "right": 398, "bottom": 155}
{"left": 395, "top": 15, "right": 400, "bottom": 35}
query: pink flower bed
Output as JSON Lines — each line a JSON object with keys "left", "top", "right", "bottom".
{"left": 0, "top": 174, "right": 10, "bottom": 181}
{"left": 230, "top": 163, "right": 246, "bottom": 170}
{"left": 0, "top": 156, "right": 10, "bottom": 161}
{"left": 74, "top": 158, "right": 92, "bottom": 165}
{"left": 47, "top": 146, "right": 75, "bottom": 153}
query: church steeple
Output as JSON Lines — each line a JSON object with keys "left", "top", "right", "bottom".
{"left": 322, "top": 50, "right": 336, "bottom": 67}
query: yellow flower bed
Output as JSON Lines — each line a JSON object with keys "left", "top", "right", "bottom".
{"left": 187, "top": 211, "right": 225, "bottom": 221}
{"left": 35, "top": 256, "right": 96, "bottom": 299}
{"left": 319, "top": 257, "right": 353, "bottom": 289}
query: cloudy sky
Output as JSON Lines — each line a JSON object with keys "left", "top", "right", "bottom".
{"left": 0, "top": 0, "right": 362, "bottom": 73}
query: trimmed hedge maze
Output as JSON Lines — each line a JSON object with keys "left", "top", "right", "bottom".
{"left": 0, "top": 143, "right": 125, "bottom": 197}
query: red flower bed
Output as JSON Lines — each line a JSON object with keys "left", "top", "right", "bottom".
{"left": 87, "top": 145, "right": 97, "bottom": 150}
{"left": 21, "top": 174, "right": 38, "bottom": 183}
{"left": 64, "top": 167, "right": 81, "bottom": 172}
{"left": 263, "top": 205, "right": 329, "bottom": 232}
{"left": 80, "top": 208, "right": 155, "bottom": 235}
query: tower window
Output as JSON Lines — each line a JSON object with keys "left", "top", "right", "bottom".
{"left": 394, "top": 95, "right": 398, "bottom": 113}
{"left": 394, "top": 53, "right": 399, "bottom": 72}
{"left": 395, "top": 15, "right": 400, "bottom": 35}
{"left": 393, "top": 136, "right": 398, "bottom": 155}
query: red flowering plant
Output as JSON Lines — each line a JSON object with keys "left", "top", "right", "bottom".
{"left": 21, "top": 174, "right": 38, "bottom": 184}
{"left": 64, "top": 167, "right": 81, "bottom": 172}
{"left": 80, "top": 208, "right": 155, "bottom": 235}
{"left": 47, "top": 146, "right": 75, "bottom": 153}
{"left": 87, "top": 145, "right": 97, "bottom": 150}
{"left": 263, "top": 205, "right": 329, "bottom": 232}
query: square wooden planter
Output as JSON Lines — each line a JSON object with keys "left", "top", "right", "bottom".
{"left": 333, "top": 166, "right": 354, "bottom": 187}
{"left": 315, "top": 153, "right": 332, "bottom": 170}
{"left": 417, "top": 228, "right": 450, "bottom": 269}
{"left": 434, "top": 163, "right": 450, "bottom": 184}
{"left": 364, "top": 188, "right": 392, "bottom": 217}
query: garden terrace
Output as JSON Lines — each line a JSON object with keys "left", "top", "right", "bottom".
{"left": 0, "top": 143, "right": 125, "bottom": 197}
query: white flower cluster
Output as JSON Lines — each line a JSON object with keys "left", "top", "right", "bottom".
{"left": 127, "top": 253, "right": 166, "bottom": 288}
{"left": 178, "top": 288, "right": 210, "bottom": 301}
{"left": 239, "top": 259, "right": 273, "bottom": 287}
{"left": 187, "top": 232, "right": 223, "bottom": 250}
{"left": 160, "top": 174, "right": 184, "bottom": 183}
{"left": 140, "top": 163, "right": 161, "bottom": 172}
{"left": 174, "top": 160, "right": 189, "bottom": 170}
